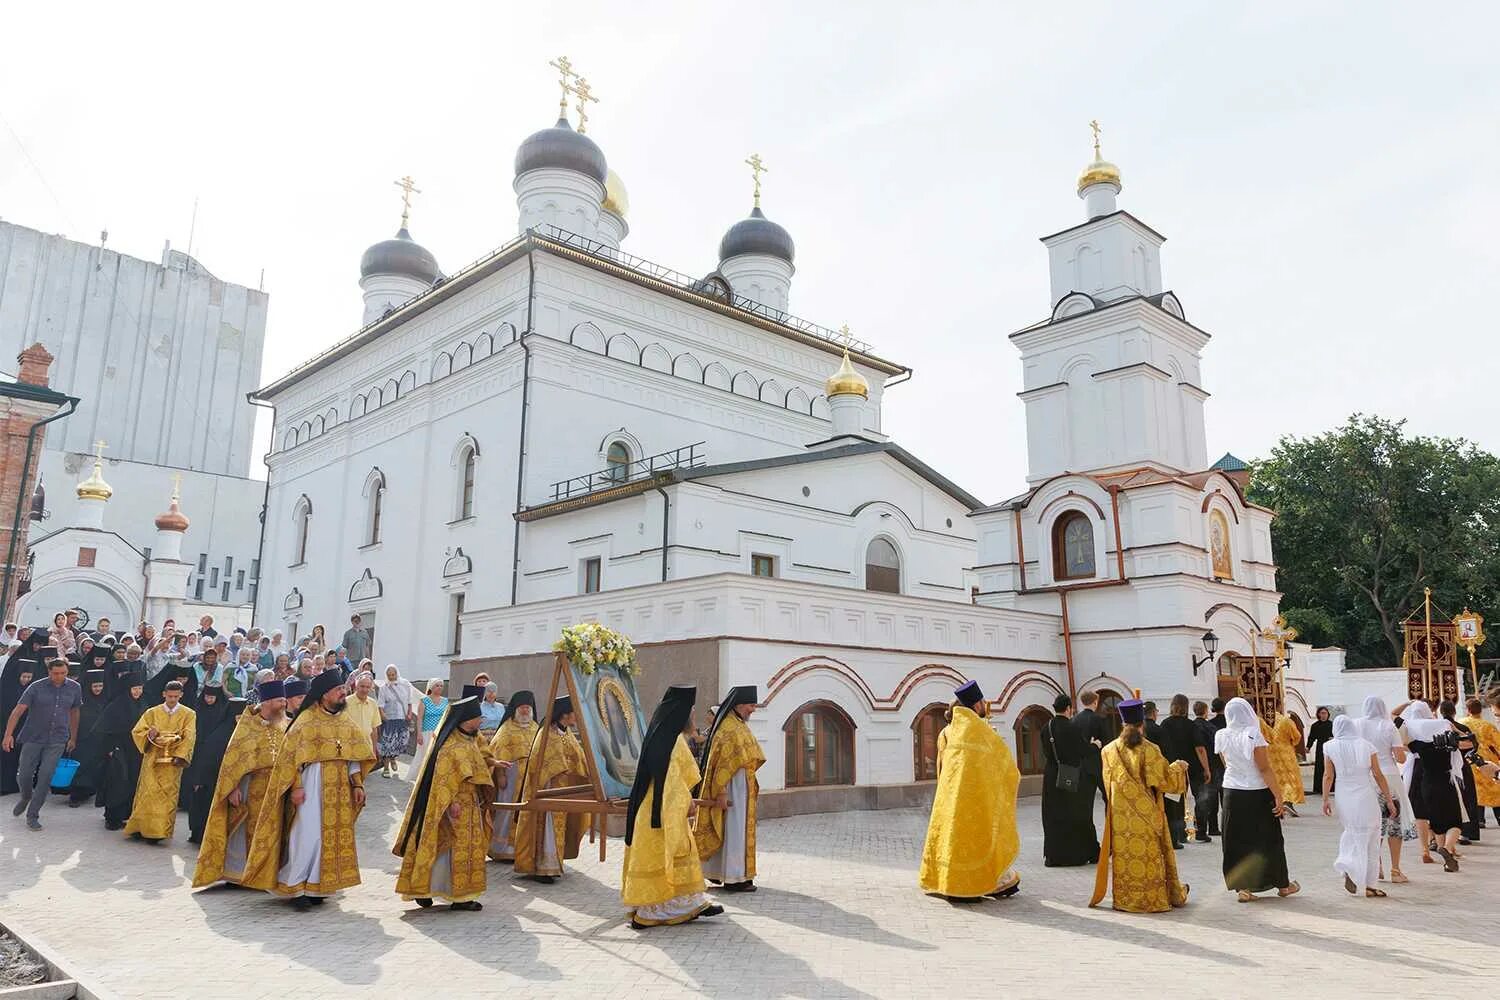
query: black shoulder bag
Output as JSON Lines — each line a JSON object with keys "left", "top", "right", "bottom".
{"left": 1048, "top": 718, "right": 1081, "bottom": 793}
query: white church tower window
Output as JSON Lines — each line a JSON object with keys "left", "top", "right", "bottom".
{"left": 1053, "top": 511, "right": 1096, "bottom": 580}
{"left": 363, "top": 469, "right": 386, "bottom": 546}
{"left": 292, "top": 496, "right": 312, "bottom": 566}
{"left": 605, "top": 441, "right": 631, "bottom": 483}
{"left": 864, "top": 537, "right": 901, "bottom": 594}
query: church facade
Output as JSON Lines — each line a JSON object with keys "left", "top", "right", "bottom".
{"left": 253, "top": 81, "right": 1295, "bottom": 793}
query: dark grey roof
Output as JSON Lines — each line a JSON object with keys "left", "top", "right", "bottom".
{"left": 514, "top": 117, "right": 607, "bottom": 185}
{"left": 1211, "top": 452, "right": 1248, "bottom": 472}
{"left": 0, "top": 379, "right": 75, "bottom": 408}
{"left": 360, "top": 228, "right": 441, "bottom": 283}
{"left": 719, "top": 207, "right": 795, "bottom": 265}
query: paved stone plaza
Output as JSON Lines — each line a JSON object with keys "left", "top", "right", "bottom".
{"left": 2, "top": 777, "right": 1495, "bottom": 999}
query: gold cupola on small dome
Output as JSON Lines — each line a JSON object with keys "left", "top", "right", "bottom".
{"left": 825, "top": 348, "right": 869, "bottom": 399}
{"left": 602, "top": 168, "right": 629, "bottom": 218}
{"left": 1077, "top": 119, "right": 1122, "bottom": 194}
{"left": 76, "top": 442, "right": 112, "bottom": 502}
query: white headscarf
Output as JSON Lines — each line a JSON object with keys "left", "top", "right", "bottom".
{"left": 1353, "top": 695, "right": 1398, "bottom": 761}
{"left": 1401, "top": 700, "right": 1449, "bottom": 742}
{"left": 1215, "top": 697, "right": 1267, "bottom": 759}
{"left": 1332, "top": 714, "right": 1358, "bottom": 741}
{"left": 1224, "top": 697, "right": 1260, "bottom": 731}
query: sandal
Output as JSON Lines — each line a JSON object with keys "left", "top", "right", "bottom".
{"left": 1421, "top": 854, "right": 1436, "bottom": 864}
{"left": 1236, "top": 890, "right": 1255, "bottom": 902}
{"left": 1343, "top": 874, "right": 1357, "bottom": 895}
{"left": 1365, "top": 888, "right": 1388, "bottom": 898}
{"left": 1436, "top": 846, "right": 1459, "bottom": 872}
{"left": 1390, "top": 869, "right": 1409, "bottom": 884}
{"left": 1277, "top": 881, "right": 1301, "bottom": 898}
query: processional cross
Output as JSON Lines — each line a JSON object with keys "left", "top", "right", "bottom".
{"left": 746, "top": 153, "right": 768, "bottom": 208}
{"left": 393, "top": 175, "right": 420, "bottom": 230}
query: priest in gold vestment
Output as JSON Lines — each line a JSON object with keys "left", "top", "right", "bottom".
{"left": 623, "top": 685, "right": 723, "bottom": 928}
{"left": 123, "top": 679, "right": 197, "bottom": 843}
{"left": 512, "top": 696, "right": 588, "bottom": 883}
{"left": 394, "top": 696, "right": 498, "bottom": 910}
{"left": 241, "top": 672, "right": 375, "bottom": 909}
{"left": 487, "top": 690, "right": 537, "bottom": 861}
{"left": 1090, "top": 697, "right": 1190, "bottom": 913}
{"left": 694, "top": 685, "right": 765, "bottom": 892}
{"left": 1266, "top": 713, "right": 1305, "bottom": 812}
{"left": 192, "top": 680, "right": 290, "bottom": 888}
{"left": 1460, "top": 697, "right": 1500, "bottom": 813}
{"left": 919, "top": 681, "right": 1022, "bottom": 900}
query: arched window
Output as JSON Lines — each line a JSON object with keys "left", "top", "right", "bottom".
{"left": 1013, "top": 706, "right": 1052, "bottom": 776}
{"left": 459, "top": 446, "right": 476, "bottom": 519}
{"left": 1052, "top": 511, "right": 1095, "bottom": 580}
{"left": 911, "top": 703, "right": 948, "bottom": 780}
{"left": 363, "top": 470, "right": 385, "bottom": 546}
{"left": 1094, "top": 689, "right": 1124, "bottom": 745}
{"left": 292, "top": 496, "right": 312, "bottom": 566}
{"left": 783, "top": 700, "right": 855, "bottom": 787}
{"left": 864, "top": 537, "right": 900, "bottom": 594}
{"left": 605, "top": 441, "right": 631, "bottom": 483}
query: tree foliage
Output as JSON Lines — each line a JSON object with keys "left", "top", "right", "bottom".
{"left": 1248, "top": 415, "right": 1500, "bottom": 667}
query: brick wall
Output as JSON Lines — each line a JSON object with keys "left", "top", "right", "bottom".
{"left": 0, "top": 344, "right": 59, "bottom": 620}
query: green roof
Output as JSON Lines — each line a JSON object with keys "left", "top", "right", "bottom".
{"left": 1211, "top": 452, "right": 1248, "bottom": 472}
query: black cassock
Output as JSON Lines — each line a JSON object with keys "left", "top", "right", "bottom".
{"left": 187, "top": 699, "right": 243, "bottom": 844}
{"left": 1306, "top": 718, "right": 1333, "bottom": 794}
{"left": 1040, "top": 712, "right": 1099, "bottom": 867}
{"left": 94, "top": 690, "right": 145, "bottom": 829}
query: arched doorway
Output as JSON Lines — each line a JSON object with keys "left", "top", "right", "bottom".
{"left": 911, "top": 703, "right": 947, "bottom": 780}
{"left": 783, "top": 700, "right": 856, "bottom": 787}
{"left": 1012, "top": 706, "right": 1052, "bottom": 776}
{"left": 1216, "top": 651, "right": 1240, "bottom": 704}
{"left": 1094, "top": 689, "right": 1124, "bottom": 744}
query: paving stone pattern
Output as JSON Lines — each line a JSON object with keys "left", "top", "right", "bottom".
{"left": 1, "top": 773, "right": 1495, "bottom": 999}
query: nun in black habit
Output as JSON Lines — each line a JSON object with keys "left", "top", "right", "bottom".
{"left": 188, "top": 697, "right": 246, "bottom": 844}
{"left": 179, "top": 684, "right": 229, "bottom": 815}
{"left": 96, "top": 665, "right": 148, "bottom": 830}
{"left": 61, "top": 668, "right": 111, "bottom": 805}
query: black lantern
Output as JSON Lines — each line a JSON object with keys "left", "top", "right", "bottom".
{"left": 1191, "top": 630, "right": 1220, "bottom": 676}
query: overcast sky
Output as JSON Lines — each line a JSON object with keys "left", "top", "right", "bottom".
{"left": 3, "top": 2, "right": 1496, "bottom": 503}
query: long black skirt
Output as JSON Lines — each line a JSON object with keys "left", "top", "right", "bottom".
{"left": 1041, "top": 763, "right": 1099, "bottom": 866}
{"left": 1221, "top": 787, "right": 1290, "bottom": 892}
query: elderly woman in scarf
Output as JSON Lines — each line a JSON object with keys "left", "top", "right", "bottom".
{"left": 1214, "top": 698, "right": 1299, "bottom": 902}
{"left": 1320, "top": 715, "right": 1395, "bottom": 897}
{"left": 375, "top": 665, "right": 416, "bottom": 778}
{"left": 1353, "top": 696, "right": 1414, "bottom": 883}
{"left": 1401, "top": 701, "right": 1464, "bottom": 871}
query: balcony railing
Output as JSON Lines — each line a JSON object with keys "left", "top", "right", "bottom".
{"left": 548, "top": 442, "right": 707, "bottom": 503}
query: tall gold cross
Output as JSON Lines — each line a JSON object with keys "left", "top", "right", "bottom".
{"left": 1089, "top": 119, "right": 1102, "bottom": 157}
{"left": 92, "top": 439, "right": 107, "bottom": 464}
{"left": 746, "top": 153, "right": 768, "bottom": 208}
{"left": 838, "top": 323, "right": 853, "bottom": 349}
{"left": 549, "top": 56, "right": 577, "bottom": 117}
{"left": 572, "top": 76, "right": 599, "bottom": 134}
{"left": 170, "top": 472, "right": 183, "bottom": 501}
{"left": 393, "top": 175, "right": 420, "bottom": 229}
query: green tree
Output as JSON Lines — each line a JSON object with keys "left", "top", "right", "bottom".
{"left": 1249, "top": 415, "right": 1500, "bottom": 667}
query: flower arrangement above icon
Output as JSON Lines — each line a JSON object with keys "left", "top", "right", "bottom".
{"left": 553, "top": 621, "right": 640, "bottom": 677}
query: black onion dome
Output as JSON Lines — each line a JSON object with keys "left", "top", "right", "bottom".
{"left": 718, "top": 207, "right": 795, "bottom": 265}
{"left": 514, "top": 117, "right": 608, "bottom": 185}
{"left": 360, "top": 228, "right": 441, "bottom": 284}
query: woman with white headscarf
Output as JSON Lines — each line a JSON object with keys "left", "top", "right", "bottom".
{"left": 376, "top": 664, "right": 417, "bottom": 778}
{"left": 1321, "top": 715, "right": 1395, "bottom": 897}
{"left": 1400, "top": 700, "right": 1463, "bottom": 871}
{"left": 1214, "top": 697, "right": 1299, "bottom": 902}
{"left": 1353, "top": 695, "right": 1414, "bottom": 882}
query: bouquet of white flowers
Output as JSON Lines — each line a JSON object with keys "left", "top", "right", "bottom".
{"left": 552, "top": 622, "right": 640, "bottom": 677}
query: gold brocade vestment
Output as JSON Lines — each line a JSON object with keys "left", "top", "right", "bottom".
{"left": 192, "top": 707, "right": 288, "bottom": 887}
{"left": 487, "top": 718, "right": 538, "bottom": 860}
{"left": 239, "top": 706, "right": 375, "bottom": 896}
{"left": 693, "top": 712, "right": 765, "bottom": 876}
{"left": 918, "top": 707, "right": 1021, "bottom": 898}
{"left": 1089, "top": 737, "right": 1189, "bottom": 913}
{"left": 1461, "top": 715, "right": 1500, "bottom": 808}
{"left": 394, "top": 730, "right": 495, "bottom": 903}
{"left": 123, "top": 704, "right": 197, "bottom": 840}
{"left": 622, "top": 737, "right": 709, "bottom": 916}
{"left": 1266, "top": 715, "right": 1305, "bottom": 804}
{"left": 512, "top": 725, "right": 587, "bottom": 876}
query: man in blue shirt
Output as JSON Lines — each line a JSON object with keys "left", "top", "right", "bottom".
{"left": 3, "top": 658, "right": 82, "bottom": 830}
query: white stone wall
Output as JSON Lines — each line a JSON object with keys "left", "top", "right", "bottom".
{"left": 1043, "top": 210, "right": 1163, "bottom": 306}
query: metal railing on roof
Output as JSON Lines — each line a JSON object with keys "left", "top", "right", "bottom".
{"left": 548, "top": 442, "right": 707, "bottom": 503}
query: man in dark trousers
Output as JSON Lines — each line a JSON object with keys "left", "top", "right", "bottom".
{"left": 1070, "top": 690, "right": 1108, "bottom": 806}
{"left": 1200, "top": 697, "right": 1228, "bottom": 836}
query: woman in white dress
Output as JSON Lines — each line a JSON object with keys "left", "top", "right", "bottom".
{"left": 1352, "top": 696, "right": 1414, "bottom": 883}
{"left": 1321, "top": 715, "right": 1395, "bottom": 897}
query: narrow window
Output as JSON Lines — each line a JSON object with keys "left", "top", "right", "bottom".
{"left": 751, "top": 554, "right": 776, "bottom": 578}
{"left": 460, "top": 448, "right": 476, "bottom": 518}
{"left": 236, "top": 570, "right": 245, "bottom": 590}
{"left": 605, "top": 442, "right": 630, "bottom": 483}
{"left": 1052, "top": 511, "right": 1096, "bottom": 581}
{"left": 582, "top": 557, "right": 602, "bottom": 594}
{"left": 864, "top": 538, "right": 900, "bottom": 594}
{"left": 451, "top": 593, "right": 465, "bottom": 655}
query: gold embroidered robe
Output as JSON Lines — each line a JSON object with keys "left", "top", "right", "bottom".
{"left": 487, "top": 718, "right": 538, "bottom": 860}
{"left": 192, "top": 707, "right": 288, "bottom": 887}
{"left": 239, "top": 705, "right": 375, "bottom": 896}
{"left": 622, "top": 736, "right": 709, "bottom": 918}
{"left": 1267, "top": 714, "right": 1305, "bottom": 804}
{"left": 1461, "top": 715, "right": 1500, "bottom": 807}
{"left": 123, "top": 704, "right": 196, "bottom": 840}
{"left": 394, "top": 730, "right": 495, "bottom": 902}
{"left": 512, "top": 725, "right": 587, "bottom": 876}
{"left": 693, "top": 712, "right": 765, "bottom": 877}
{"left": 1090, "top": 738, "right": 1189, "bottom": 913}
{"left": 918, "top": 706, "right": 1021, "bottom": 898}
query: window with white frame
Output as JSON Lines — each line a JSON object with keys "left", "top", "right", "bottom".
{"left": 292, "top": 496, "right": 312, "bottom": 565}
{"left": 581, "top": 557, "right": 602, "bottom": 594}
{"left": 364, "top": 470, "right": 386, "bottom": 545}
{"left": 751, "top": 553, "right": 777, "bottom": 578}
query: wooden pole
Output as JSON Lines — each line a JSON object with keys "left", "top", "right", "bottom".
{"left": 1423, "top": 587, "right": 1434, "bottom": 702}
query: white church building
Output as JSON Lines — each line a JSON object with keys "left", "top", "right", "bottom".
{"left": 253, "top": 84, "right": 1339, "bottom": 800}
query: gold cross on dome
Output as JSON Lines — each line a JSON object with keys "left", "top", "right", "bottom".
{"left": 572, "top": 76, "right": 599, "bottom": 134}
{"left": 393, "top": 175, "right": 420, "bottom": 229}
{"left": 838, "top": 323, "right": 853, "bottom": 349}
{"left": 1089, "top": 119, "right": 1103, "bottom": 157}
{"left": 746, "top": 153, "right": 768, "bottom": 208}
{"left": 91, "top": 439, "right": 107, "bottom": 463}
{"left": 170, "top": 472, "right": 183, "bottom": 501}
{"left": 548, "top": 56, "right": 577, "bottom": 117}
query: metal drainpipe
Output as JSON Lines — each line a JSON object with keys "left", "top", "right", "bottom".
{"left": 247, "top": 395, "right": 277, "bottom": 624}
{"left": 655, "top": 486, "right": 670, "bottom": 581}
{"left": 509, "top": 247, "right": 537, "bottom": 605}
{"left": 2, "top": 395, "right": 79, "bottom": 619}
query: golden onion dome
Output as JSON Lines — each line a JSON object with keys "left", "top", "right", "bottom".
{"left": 825, "top": 349, "right": 869, "bottom": 399}
{"left": 154, "top": 496, "right": 190, "bottom": 532}
{"left": 602, "top": 168, "right": 629, "bottom": 218}
{"left": 1077, "top": 153, "right": 1121, "bottom": 194}
{"left": 76, "top": 460, "right": 112, "bottom": 502}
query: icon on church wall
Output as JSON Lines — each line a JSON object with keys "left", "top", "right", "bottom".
{"left": 1209, "top": 509, "right": 1233, "bottom": 580}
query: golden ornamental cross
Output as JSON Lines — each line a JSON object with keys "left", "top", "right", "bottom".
{"left": 572, "top": 76, "right": 599, "bottom": 134}
{"left": 1089, "top": 119, "right": 1102, "bottom": 157}
{"left": 746, "top": 153, "right": 768, "bottom": 208}
{"left": 393, "top": 175, "right": 420, "bottom": 230}
{"left": 92, "top": 439, "right": 107, "bottom": 463}
{"left": 548, "top": 56, "right": 577, "bottom": 117}
{"left": 170, "top": 472, "right": 183, "bottom": 501}
{"left": 838, "top": 323, "right": 853, "bottom": 349}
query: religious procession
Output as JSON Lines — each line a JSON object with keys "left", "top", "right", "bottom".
{"left": 5, "top": 606, "right": 1500, "bottom": 931}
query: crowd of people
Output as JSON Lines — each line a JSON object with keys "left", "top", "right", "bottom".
{"left": 919, "top": 682, "right": 1500, "bottom": 910}
{"left": 5, "top": 605, "right": 1500, "bottom": 926}
{"left": 0, "top": 608, "right": 765, "bottom": 929}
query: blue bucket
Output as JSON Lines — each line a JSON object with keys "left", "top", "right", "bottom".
{"left": 51, "top": 757, "right": 80, "bottom": 789}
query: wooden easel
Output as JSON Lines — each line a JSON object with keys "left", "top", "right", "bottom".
{"left": 495, "top": 652, "right": 626, "bottom": 862}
